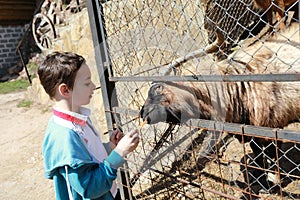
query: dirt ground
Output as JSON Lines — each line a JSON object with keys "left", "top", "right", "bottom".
{"left": 0, "top": 90, "right": 55, "bottom": 200}
{"left": 1, "top": 89, "right": 299, "bottom": 200}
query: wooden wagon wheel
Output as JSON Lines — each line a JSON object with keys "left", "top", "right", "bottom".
{"left": 32, "top": 13, "right": 57, "bottom": 50}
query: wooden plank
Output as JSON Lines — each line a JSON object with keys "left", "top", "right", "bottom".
{"left": 0, "top": 5, "right": 36, "bottom": 10}
{"left": 0, "top": 1, "right": 36, "bottom": 22}
{"left": 0, "top": 20, "right": 31, "bottom": 25}
{"left": 0, "top": 14, "right": 33, "bottom": 19}
{"left": 0, "top": 0, "right": 36, "bottom": 4}
{"left": 0, "top": 15, "right": 34, "bottom": 22}
{"left": 0, "top": 9, "right": 35, "bottom": 13}
{"left": 0, "top": 10, "right": 35, "bottom": 16}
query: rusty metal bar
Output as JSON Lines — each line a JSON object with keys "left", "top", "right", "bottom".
{"left": 274, "top": 129, "right": 284, "bottom": 198}
{"left": 241, "top": 126, "right": 253, "bottom": 200}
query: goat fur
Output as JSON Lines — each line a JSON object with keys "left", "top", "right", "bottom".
{"left": 141, "top": 23, "right": 300, "bottom": 128}
{"left": 140, "top": 23, "right": 300, "bottom": 196}
{"left": 254, "top": 0, "right": 298, "bottom": 30}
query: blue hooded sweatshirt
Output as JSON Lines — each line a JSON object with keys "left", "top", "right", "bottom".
{"left": 42, "top": 117, "right": 125, "bottom": 200}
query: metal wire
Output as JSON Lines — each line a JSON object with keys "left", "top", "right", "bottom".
{"left": 96, "top": 0, "right": 300, "bottom": 199}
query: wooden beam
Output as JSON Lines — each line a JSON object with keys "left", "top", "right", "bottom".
{"left": 0, "top": 1, "right": 36, "bottom": 23}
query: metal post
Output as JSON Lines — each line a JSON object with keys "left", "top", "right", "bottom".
{"left": 86, "top": 0, "right": 133, "bottom": 199}
{"left": 86, "top": 0, "right": 114, "bottom": 132}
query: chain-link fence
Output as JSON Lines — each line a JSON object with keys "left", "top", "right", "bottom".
{"left": 87, "top": 0, "right": 300, "bottom": 199}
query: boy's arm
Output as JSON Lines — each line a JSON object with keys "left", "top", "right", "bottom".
{"left": 60, "top": 150, "right": 124, "bottom": 199}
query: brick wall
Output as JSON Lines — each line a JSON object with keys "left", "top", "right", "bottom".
{"left": 0, "top": 25, "right": 25, "bottom": 79}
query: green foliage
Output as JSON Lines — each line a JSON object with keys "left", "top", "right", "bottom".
{"left": 17, "top": 99, "right": 32, "bottom": 108}
{"left": 0, "top": 79, "right": 30, "bottom": 94}
{"left": 26, "top": 62, "right": 39, "bottom": 79}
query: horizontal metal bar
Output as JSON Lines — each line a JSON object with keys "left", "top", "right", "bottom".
{"left": 109, "top": 73, "right": 300, "bottom": 82}
{"left": 113, "top": 106, "right": 140, "bottom": 117}
{"left": 189, "top": 119, "right": 300, "bottom": 141}
{"left": 278, "top": 129, "right": 300, "bottom": 142}
{"left": 112, "top": 107, "right": 300, "bottom": 142}
{"left": 243, "top": 125, "right": 276, "bottom": 138}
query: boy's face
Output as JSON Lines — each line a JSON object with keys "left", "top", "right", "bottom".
{"left": 71, "top": 63, "right": 96, "bottom": 108}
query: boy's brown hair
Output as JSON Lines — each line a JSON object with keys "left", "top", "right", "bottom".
{"left": 38, "top": 52, "right": 85, "bottom": 99}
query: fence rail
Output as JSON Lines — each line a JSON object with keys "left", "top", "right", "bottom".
{"left": 109, "top": 73, "right": 300, "bottom": 82}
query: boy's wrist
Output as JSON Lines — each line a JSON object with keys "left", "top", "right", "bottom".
{"left": 105, "top": 150, "right": 125, "bottom": 169}
{"left": 114, "top": 147, "right": 128, "bottom": 158}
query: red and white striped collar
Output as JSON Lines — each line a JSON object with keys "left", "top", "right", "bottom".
{"left": 53, "top": 107, "right": 89, "bottom": 126}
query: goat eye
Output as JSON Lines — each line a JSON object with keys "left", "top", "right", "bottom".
{"left": 153, "top": 85, "right": 164, "bottom": 95}
{"left": 149, "top": 82, "right": 165, "bottom": 95}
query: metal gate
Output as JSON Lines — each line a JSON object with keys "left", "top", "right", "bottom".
{"left": 86, "top": 0, "right": 300, "bottom": 199}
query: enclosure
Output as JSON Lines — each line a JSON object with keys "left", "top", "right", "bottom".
{"left": 86, "top": 0, "right": 300, "bottom": 199}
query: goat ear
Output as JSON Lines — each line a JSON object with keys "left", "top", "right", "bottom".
{"left": 152, "top": 84, "right": 164, "bottom": 96}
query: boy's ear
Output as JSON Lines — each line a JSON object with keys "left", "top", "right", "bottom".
{"left": 58, "top": 84, "right": 71, "bottom": 97}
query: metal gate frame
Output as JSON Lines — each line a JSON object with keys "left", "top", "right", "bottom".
{"left": 86, "top": 0, "right": 300, "bottom": 199}
{"left": 86, "top": 0, "right": 133, "bottom": 199}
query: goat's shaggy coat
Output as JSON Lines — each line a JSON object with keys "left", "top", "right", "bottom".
{"left": 254, "top": 0, "right": 298, "bottom": 30}
{"left": 141, "top": 23, "right": 300, "bottom": 128}
{"left": 140, "top": 23, "right": 300, "bottom": 196}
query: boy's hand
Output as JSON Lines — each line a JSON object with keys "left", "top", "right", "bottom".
{"left": 114, "top": 129, "right": 140, "bottom": 157}
{"left": 110, "top": 129, "right": 124, "bottom": 149}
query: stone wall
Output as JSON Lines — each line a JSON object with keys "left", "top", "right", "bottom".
{"left": 0, "top": 25, "right": 25, "bottom": 80}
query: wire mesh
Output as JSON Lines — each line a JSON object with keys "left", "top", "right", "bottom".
{"left": 96, "top": 0, "right": 300, "bottom": 199}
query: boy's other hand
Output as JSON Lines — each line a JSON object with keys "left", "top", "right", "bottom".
{"left": 114, "top": 129, "right": 140, "bottom": 157}
{"left": 110, "top": 129, "right": 124, "bottom": 149}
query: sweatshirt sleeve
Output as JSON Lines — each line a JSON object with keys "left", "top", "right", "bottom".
{"left": 59, "top": 150, "right": 124, "bottom": 199}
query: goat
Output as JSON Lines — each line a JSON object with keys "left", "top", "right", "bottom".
{"left": 140, "top": 23, "right": 300, "bottom": 197}
{"left": 254, "top": 0, "right": 298, "bottom": 30}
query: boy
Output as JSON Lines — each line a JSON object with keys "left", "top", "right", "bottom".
{"left": 38, "top": 52, "right": 140, "bottom": 200}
